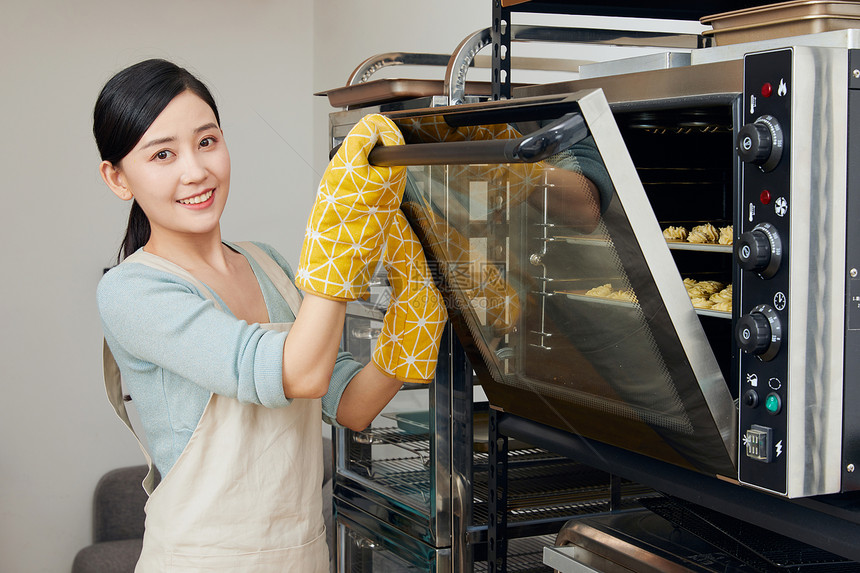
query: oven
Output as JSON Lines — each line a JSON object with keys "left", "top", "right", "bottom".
{"left": 351, "top": 42, "right": 859, "bottom": 502}
{"left": 323, "top": 7, "right": 860, "bottom": 567}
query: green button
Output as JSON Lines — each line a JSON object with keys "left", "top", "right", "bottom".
{"left": 765, "top": 393, "right": 781, "bottom": 414}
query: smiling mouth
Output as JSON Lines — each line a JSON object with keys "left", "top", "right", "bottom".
{"left": 178, "top": 189, "right": 214, "bottom": 205}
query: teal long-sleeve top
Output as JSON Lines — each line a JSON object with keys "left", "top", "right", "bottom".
{"left": 97, "top": 241, "right": 362, "bottom": 478}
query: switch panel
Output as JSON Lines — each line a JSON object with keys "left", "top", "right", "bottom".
{"left": 744, "top": 425, "right": 774, "bottom": 463}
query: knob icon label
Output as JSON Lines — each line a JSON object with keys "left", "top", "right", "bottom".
{"left": 774, "top": 292, "right": 786, "bottom": 311}
{"left": 775, "top": 197, "right": 788, "bottom": 217}
{"left": 741, "top": 245, "right": 751, "bottom": 260}
{"left": 742, "top": 136, "right": 753, "bottom": 151}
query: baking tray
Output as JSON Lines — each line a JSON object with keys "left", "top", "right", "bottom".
{"left": 701, "top": 0, "right": 860, "bottom": 45}
{"left": 317, "top": 79, "right": 517, "bottom": 108}
{"left": 557, "top": 289, "right": 731, "bottom": 317}
{"left": 498, "top": 0, "right": 779, "bottom": 21}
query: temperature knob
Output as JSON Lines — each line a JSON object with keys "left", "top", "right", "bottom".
{"left": 737, "top": 115, "right": 784, "bottom": 172}
{"left": 736, "top": 222, "right": 782, "bottom": 278}
{"left": 736, "top": 304, "right": 782, "bottom": 361}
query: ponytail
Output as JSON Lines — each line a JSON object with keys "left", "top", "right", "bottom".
{"left": 118, "top": 200, "right": 151, "bottom": 263}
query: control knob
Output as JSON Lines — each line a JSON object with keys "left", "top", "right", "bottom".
{"left": 737, "top": 115, "right": 784, "bottom": 172}
{"left": 736, "top": 304, "right": 782, "bottom": 361}
{"left": 736, "top": 222, "right": 782, "bottom": 279}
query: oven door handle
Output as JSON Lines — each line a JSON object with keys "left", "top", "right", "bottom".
{"left": 330, "top": 112, "right": 588, "bottom": 166}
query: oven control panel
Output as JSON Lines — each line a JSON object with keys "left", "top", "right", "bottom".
{"left": 737, "top": 49, "right": 792, "bottom": 495}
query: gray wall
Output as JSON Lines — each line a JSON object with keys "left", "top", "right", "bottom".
{"left": 0, "top": 1, "right": 486, "bottom": 570}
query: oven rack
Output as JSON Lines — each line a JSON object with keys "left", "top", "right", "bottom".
{"left": 472, "top": 484, "right": 657, "bottom": 525}
{"left": 346, "top": 427, "right": 652, "bottom": 526}
{"left": 473, "top": 534, "right": 556, "bottom": 573}
{"left": 471, "top": 457, "right": 658, "bottom": 517}
{"left": 528, "top": 289, "right": 732, "bottom": 321}
{"left": 540, "top": 234, "right": 733, "bottom": 253}
{"left": 351, "top": 426, "right": 431, "bottom": 461}
{"left": 348, "top": 455, "right": 432, "bottom": 503}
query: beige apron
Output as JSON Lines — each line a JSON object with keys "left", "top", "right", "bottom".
{"left": 103, "top": 241, "right": 328, "bottom": 572}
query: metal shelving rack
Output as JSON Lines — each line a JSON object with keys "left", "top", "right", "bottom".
{"left": 333, "top": 316, "right": 649, "bottom": 571}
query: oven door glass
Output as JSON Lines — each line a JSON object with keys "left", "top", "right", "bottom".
{"left": 388, "top": 89, "right": 737, "bottom": 477}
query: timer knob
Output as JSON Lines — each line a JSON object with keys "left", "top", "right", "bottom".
{"left": 736, "top": 222, "right": 782, "bottom": 279}
{"left": 737, "top": 115, "right": 784, "bottom": 172}
{"left": 736, "top": 313, "right": 771, "bottom": 354}
{"left": 736, "top": 305, "right": 782, "bottom": 361}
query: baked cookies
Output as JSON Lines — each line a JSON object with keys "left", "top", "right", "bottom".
{"left": 684, "top": 279, "right": 732, "bottom": 312}
{"left": 662, "top": 223, "right": 733, "bottom": 245}
{"left": 662, "top": 226, "right": 688, "bottom": 241}
{"left": 688, "top": 223, "right": 720, "bottom": 244}
{"left": 584, "top": 283, "right": 638, "bottom": 303}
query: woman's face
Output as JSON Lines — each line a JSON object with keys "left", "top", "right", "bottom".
{"left": 102, "top": 90, "right": 231, "bottom": 241}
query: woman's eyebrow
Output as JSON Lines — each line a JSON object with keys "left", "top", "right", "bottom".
{"left": 140, "top": 136, "right": 175, "bottom": 150}
{"left": 140, "top": 123, "right": 220, "bottom": 150}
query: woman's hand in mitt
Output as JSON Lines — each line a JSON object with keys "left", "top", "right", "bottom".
{"left": 296, "top": 114, "right": 406, "bottom": 301}
{"left": 372, "top": 210, "right": 447, "bottom": 384}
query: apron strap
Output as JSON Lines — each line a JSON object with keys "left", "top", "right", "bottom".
{"left": 103, "top": 250, "right": 223, "bottom": 495}
{"left": 234, "top": 241, "right": 303, "bottom": 316}
{"left": 102, "top": 244, "right": 300, "bottom": 494}
{"left": 123, "top": 250, "right": 222, "bottom": 307}
{"left": 103, "top": 340, "right": 159, "bottom": 494}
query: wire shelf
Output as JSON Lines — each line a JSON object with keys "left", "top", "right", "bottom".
{"left": 474, "top": 535, "right": 557, "bottom": 573}
{"left": 345, "top": 425, "right": 657, "bottom": 525}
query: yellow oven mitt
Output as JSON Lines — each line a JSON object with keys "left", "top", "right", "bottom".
{"left": 296, "top": 114, "right": 406, "bottom": 301}
{"left": 372, "top": 210, "right": 447, "bottom": 384}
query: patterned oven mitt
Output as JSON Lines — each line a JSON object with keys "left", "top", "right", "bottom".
{"left": 372, "top": 210, "right": 448, "bottom": 384}
{"left": 296, "top": 114, "right": 407, "bottom": 301}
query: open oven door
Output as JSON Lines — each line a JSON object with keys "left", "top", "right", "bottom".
{"left": 375, "top": 88, "right": 737, "bottom": 478}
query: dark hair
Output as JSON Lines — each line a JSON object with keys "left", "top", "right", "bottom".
{"left": 93, "top": 59, "right": 220, "bottom": 262}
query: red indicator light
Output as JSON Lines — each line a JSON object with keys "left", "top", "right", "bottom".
{"left": 760, "top": 189, "right": 772, "bottom": 204}
{"left": 761, "top": 83, "right": 773, "bottom": 97}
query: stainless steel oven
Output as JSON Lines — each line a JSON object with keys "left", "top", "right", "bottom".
{"left": 322, "top": 9, "right": 860, "bottom": 565}
{"left": 338, "top": 40, "right": 860, "bottom": 502}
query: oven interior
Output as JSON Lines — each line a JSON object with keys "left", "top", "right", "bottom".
{"left": 613, "top": 103, "right": 737, "bottom": 390}
{"left": 393, "top": 91, "right": 740, "bottom": 478}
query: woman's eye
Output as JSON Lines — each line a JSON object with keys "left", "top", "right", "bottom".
{"left": 200, "top": 136, "right": 216, "bottom": 148}
{"left": 154, "top": 150, "right": 173, "bottom": 161}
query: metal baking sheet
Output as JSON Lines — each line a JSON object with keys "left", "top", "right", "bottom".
{"left": 665, "top": 240, "right": 732, "bottom": 253}
{"left": 316, "top": 79, "right": 501, "bottom": 108}
{"left": 555, "top": 236, "right": 733, "bottom": 253}
{"left": 558, "top": 290, "right": 731, "bottom": 318}
{"left": 499, "top": 0, "right": 779, "bottom": 21}
{"left": 701, "top": 0, "right": 860, "bottom": 45}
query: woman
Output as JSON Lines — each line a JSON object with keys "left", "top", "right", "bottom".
{"left": 95, "top": 59, "right": 445, "bottom": 571}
